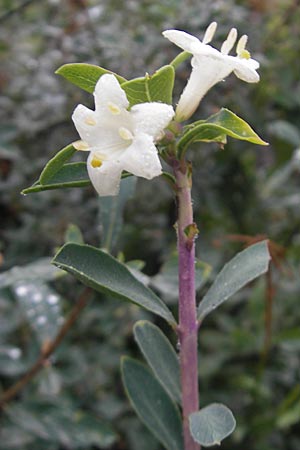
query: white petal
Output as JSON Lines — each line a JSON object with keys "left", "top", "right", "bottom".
{"left": 87, "top": 153, "right": 123, "bottom": 196}
{"left": 72, "top": 103, "right": 132, "bottom": 154}
{"left": 94, "top": 74, "right": 129, "bottom": 112}
{"left": 122, "top": 133, "right": 162, "bottom": 179}
{"left": 233, "top": 58, "right": 260, "bottom": 82}
{"left": 131, "top": 103, "right": 174, "bottom": 139}
{"left": 162, "top": 30, "right": 201, "bottom": 53}
{"left": 176, "top": 55, "right": 234, "bottom": 121}
{"left": 72, "top": 104, "right": 97, "bottom": 143}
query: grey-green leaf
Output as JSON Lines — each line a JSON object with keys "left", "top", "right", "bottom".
{"left": 121, "top": 65, "right": 175, "bottom": 106}
{"left": 56, "top": 63, "right": 126, "bottom": 93}
{"left": 64, "top": 224, "right": 84, "bottom": 244}
{"left": 52, "top": 243, "right": 176, "bottom": 324}
{"left": 189, "top": 403, "right": 236, "bottom": 447}
{"left": 134, "top": 321, "right": 181, "bottom": 404}
{"left": 178, "top": 108, "right": 268, "bottom": 158}
{"left": 198, "top": 241, "right": 271, "bottom": 321}
{"left": 121, "top": 357, "right": 183, "bottom": 450}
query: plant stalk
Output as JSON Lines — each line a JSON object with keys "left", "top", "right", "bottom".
{"left": 173, "top": 160, "right": 200, "bottom": 450}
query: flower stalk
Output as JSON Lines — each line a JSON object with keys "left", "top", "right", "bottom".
{"left": 173, "top": 159, "right": 200, "bottom": 450}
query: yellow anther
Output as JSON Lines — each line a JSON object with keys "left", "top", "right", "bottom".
{"left": 84, "top": 116, "right": 97, "bottom": 126}
{"left": 203, "top": 21, "right": 217, "bottom": 44}
{"left": 239, "top": 49, "right": 251, "bottom": 59}
{"left": 107, "top": 102, "right": 121, "bottom": 115}
{"left": 91, "top": 156, "right": 103, "bottom": 168}
{"left": 73, "top": 140, "right": 90, "bottom": 151}
{"left": 118, "top": 127, "right": 133, "bottom": 141}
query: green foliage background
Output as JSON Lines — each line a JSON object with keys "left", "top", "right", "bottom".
{"left": 1, "top": 0, "right": 300, "bottom": 449}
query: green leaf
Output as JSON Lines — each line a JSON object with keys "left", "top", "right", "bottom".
{"left": 64, "top": 224, "right": 84, "bottom": 244}
{"left": 52, "top": 243, "right": 176, "bottom": 324}
{"left": 121, "top": 357, "right": 183, "bottom": 450}
{"left": 39, "top": 144, "right": 77, "bottom": 184}
{"left": 151, "top": 252, "right": 211, "bottom": 304}
{"left": 56, "top": 63, "right": 126, "bottom": 93}
{"left": 189, "top": 403, "right": 236, "bottom": 447}
{"left": 134, "top": 321, "right": 181, "bottom": 404}
{"left": 198, "top": 241, "right": 271, "bottom": 321}
{"left": 22, "top": 162, "right": 91, "bottom": 194}
{"left": 178, "top": 108, "right": 268, "bottom": 158}
{"left": 121, "top": 65, "right": 175, "bottom": 106}
{"left": 99, "top": 176, "right": 137, "bottom": 251}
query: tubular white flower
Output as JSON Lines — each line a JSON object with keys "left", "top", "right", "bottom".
{"left": 72, "top": 74, "right": 174, "bottom": 196}
{"left": 163, "top": 23, "right": 260, "bottom": 121}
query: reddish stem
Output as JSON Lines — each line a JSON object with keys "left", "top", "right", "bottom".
{"left": 173, "top": 161, "right": 200, "bottom": 450}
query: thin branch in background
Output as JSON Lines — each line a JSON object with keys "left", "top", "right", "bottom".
{"left": 0, "top": 287, "right": 92, "bottom": 408}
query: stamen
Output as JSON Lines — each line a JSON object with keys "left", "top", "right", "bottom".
{"left": 91, "top": 156, "right": 103, "bottom": 168}
{"left": 118, "top": 127, "right": 133, "bottom": 141}
{"left": 84, "top": 116, "right": 97, "bottom": 126}
{"left": 107, "top": 102, "right": 121, "bottom": 115}
{"left": 236, "top": 35, "right": 251, "bottom": 59}
{"left": 221, "top": 28, "right": 238, "bottom": 55}
{"left": 202, "top": 21, "right": 217, "bottom": 44}
{"left": 73, "top": 140, "right": 90, "bottom": 151}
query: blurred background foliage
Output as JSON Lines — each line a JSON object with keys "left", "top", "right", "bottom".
{"left": 1, "top": 0, "right": 300, "bottom": 449}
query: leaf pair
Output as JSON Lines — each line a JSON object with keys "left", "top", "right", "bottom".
{"left": 56, "top": 63, "right": 175, "bottom": 106}
{"left": 52, "top": 240, "right": 270, "bottom": 325}
{"left": 50, "top": 241, "right": 270, "bottom": 448}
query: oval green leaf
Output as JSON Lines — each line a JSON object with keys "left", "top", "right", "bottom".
{"left": 178, "top": 108, "right": 268, "bottom": 158}
{"left": 121, "top": 65, "right": 175, "bottom": 106}
{"left": 189, "top": 403, "right": 236, "bottom": 447}
{"left": 121, "top": 357, "right": 183, "bottom": 450}
{"left": 39, "top": 144, "right": 77, "bottom": 184}
{"left": 22, "top": 162, "right": 91, "bottom": 194}
{"left": 198, "top": 241, "right": 271, "bottom": 321}
{"left": 56, "top": 63, "right": 126, "bottom": 93}
{"left": 134, "top": 321, "right": 181, "bottom": 404}
{"left": 52, "top": 243, "right": 176, "bottom": 324}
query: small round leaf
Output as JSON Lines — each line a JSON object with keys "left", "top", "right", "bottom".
{"left": 189, "top": 403, "right": 236, "bottom": 447}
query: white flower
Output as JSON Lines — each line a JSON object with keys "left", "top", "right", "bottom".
{"left": 163, "top": 22, "right": 260, "bottom": 121}
{"left": 72, "top": 74, "right": 174, "bottom": 196}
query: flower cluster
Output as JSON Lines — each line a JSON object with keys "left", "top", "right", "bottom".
{"left": 72, "top": 23, "right": 260, "bottom": 196}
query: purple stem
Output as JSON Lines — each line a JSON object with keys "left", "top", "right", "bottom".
{"left": 173, "top": 161, "right": 200, "bottom": 450}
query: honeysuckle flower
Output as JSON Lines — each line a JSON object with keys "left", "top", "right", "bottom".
{"left": 163, "top": 22, "right": 260, "bottom": 121}
{"left": 72, "top": 74, "right": 174, "bottom": 196}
